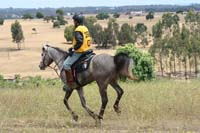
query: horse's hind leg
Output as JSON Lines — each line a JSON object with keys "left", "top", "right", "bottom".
{"left": 110, "top": 81, "right": 124, "bottom": 114}
{"left": 64, "top": 88, "right": 78, "bottom": 121}
{"left": 77, "top": 88, "right": 100, "bottom": 121}
{"left": 97, "top": 82, "right": 108, "bottom": 120}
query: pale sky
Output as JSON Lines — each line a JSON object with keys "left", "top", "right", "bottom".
{"left": 0, "top": 0, "right": 200, "bottom": 8}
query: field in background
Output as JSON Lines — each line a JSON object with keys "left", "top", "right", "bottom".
{"left": 0, "top": 78, "right": 199, "bottom": 132}
{"left": 0, "top": 13, "right": 186, "bottom": 79}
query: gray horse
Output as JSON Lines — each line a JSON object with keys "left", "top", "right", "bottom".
{"left": 39, "top": 44, "right": 135, "bottom": 124}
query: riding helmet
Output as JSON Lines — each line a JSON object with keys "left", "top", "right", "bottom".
{"left": 72, "top": 14, "right": 84, "bottom": 24}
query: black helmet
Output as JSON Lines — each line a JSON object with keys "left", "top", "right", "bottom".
{"left": 72, "top": 14, "right": 84, "bottom": 24}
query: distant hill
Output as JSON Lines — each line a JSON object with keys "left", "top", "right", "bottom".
{"left": 0, "top": 4, "right": 200, "bottom": 19}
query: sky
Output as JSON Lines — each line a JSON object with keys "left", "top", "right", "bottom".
{"left": 0, "top": 0, "right": 200, "bottom": 8}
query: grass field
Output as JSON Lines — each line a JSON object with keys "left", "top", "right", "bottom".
{"left": 0, "top": 78, "right": 199, "bottom": 132}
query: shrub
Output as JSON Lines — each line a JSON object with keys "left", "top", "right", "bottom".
{"left": 116, "top": 43, "right": 154, "bottom": 81}
{"left": 96, "top": 13, "right": 109, "bottom": 20}
{"left": 64, "top": 25, "right": 74, "bottom": 42}
{"left": 53, "top": 21, "right": 60, "bottom": 28}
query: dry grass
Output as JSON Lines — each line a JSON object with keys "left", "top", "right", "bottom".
{"left": 0, "top": 79, "right": 200, "bottom": 132}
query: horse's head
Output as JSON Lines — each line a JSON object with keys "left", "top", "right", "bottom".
{"left": 39, "top": 44, "right": 53, "bottom": 70}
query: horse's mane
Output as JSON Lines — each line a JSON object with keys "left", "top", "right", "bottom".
{"left": 48, "top": 45, "right": 68, "bottom": 57}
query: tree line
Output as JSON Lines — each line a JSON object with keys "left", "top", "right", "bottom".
{"left": 1, "top": 4, "right": 200, "bottom": 19}
{"left": 149, "top": 10, "right": 200, "bottom": 79}
{"left": 64, "top": 16, "right": 149, "bottom": 48}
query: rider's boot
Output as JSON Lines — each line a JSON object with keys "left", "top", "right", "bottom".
{"left": 65, "top": 69, "right": 76, "bottom": 88}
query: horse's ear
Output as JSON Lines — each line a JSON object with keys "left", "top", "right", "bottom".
{"left": 43, "top": 44, "right": 48, "bottom": 51}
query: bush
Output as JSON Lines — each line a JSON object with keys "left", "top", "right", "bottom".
{"left": 22, "top": 13, "right": 33, "bottom": 19}
{"left": 64, "top": 25, "right": 74, "bottom": 42}
{"left": 53, "top": 21, "right": 60, "bottom": 28}
{"left": 129, "top": 16, "right": 133, "bottom": 19}
{"left": 96, "top": 13, "right": 109, "bottom": 20}
{"left": 116, "top": 44, "right": 154, "bottom": 81}
{"left": 113, "top": 13, "right": 120, "bottom": 18}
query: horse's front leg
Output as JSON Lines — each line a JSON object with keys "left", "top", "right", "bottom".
{"left": 77, "top": 88, "right": 101, "bottom": 123}
{"left": 63, "top": 88, "right": 78, "bottom": 121}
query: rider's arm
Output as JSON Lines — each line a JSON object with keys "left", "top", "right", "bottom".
{"left": 73, "top": 31, "right": 83, "bottom": 50}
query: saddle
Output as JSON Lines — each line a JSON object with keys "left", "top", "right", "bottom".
{"left": 71, "top": 49, "right": 95, "bottom": 85}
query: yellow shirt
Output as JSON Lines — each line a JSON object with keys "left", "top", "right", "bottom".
{"left": 72, "top": 25, "right": 92, "bottom": 52}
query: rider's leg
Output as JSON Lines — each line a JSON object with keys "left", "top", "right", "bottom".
{"left": 63, "top": 52, "right": 83, "bottom": 84}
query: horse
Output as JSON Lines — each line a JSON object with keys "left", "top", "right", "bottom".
{"left": 39, "top": 44, "right": 135, "bottom": 124}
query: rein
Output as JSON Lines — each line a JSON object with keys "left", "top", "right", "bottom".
{"left": 48, "top": 64, "right": 60, "bottom": 78}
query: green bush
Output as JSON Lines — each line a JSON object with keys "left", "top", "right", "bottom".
{"left": 116, "top": 43, "right": 154, "bottom": 81}
{"left": 64, "top": 25, "right": 74, "bottom": 42}
{"left": 96, "top": 13, "right": 109, "bottom": 20}
{"left": 53, "top": 21, "right": 60, "bottom": 28}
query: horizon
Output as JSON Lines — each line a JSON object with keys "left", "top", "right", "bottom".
{"left": 0, "top": 0, "right": 200, "bottom": 8}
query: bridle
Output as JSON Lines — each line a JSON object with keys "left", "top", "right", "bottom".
{"left": 41, "top": 46, "right": 61, "bottom": 78}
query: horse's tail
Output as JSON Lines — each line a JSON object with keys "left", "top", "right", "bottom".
{"left": 114, "top": 53, "right": 135, "bottom": 80}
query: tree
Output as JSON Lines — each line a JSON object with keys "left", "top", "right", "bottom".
{"left": 180, "top": 24, "right": 190, "bottom": 79}
{"left": 36, "top": 12, "right": 44, "bottom": 19}
{"left": 118, "top": 23, "right": 136, "bottom": 45}
{"left": 96, "top": 13, "right": 109, "bottom": 20}
{"left": 44, "top": 16, "right": 55, "bottom": 23}
{"left": 185, "top": 9, "right": 196, "bottom": 23}
{"left": 56, "top": 9, "right": 64, "bottom": 16}
{"left": 64, "top": 25, "right": 74, "bottom": 42}
{"left": 162, "top": 13, "right": 179, "bottom": 33}
{"left": 0, "top": 18, "right": 4, "bottom": 25}
{"left": 152, "top": 20, "right": 163, "bottom": 38}
{"left": 55, "top": 9, "right": 67, "bottom": 26}
{"left": 53, "top": 21, "right": 60, "bottom": 28}
{"left": 11, "top": 20, "right": 24, "bottom": 50}
{"left": 84, "top": 16, "right": 97, "bottom": 24}
{"left": 22, "top": 13, "right": 33, "bottom": 20}
{"left": 146, "top": 11, "right": 154, "bottom": 21}
{"left": 113, "top": 13, "right": 120, "bottom": 18}
{"left": 129, "top": 16, "right": 133, "bottom": 19}
{"left": 135, "top": 23, "right": 147, "bottom": 35}
{"left": 84, "top": 16, "right": 105, "bottom": 46}
{"left": 176, "top": 10, "right": 183, "bottom": 14}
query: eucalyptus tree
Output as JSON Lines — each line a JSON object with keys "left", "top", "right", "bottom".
{"left": 11, "top": 20, "right": 24, "bottom": 50}
{"left": 180, "top": 24, "right": 190, "bottom": 79}
{"left": 185, "top": 9, "right": 200, "bottom": 77}
{"left": 118, "top": 23, "right": 136, "bottom": 45}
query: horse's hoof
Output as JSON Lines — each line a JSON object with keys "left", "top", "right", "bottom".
{"left": 73, "top": 115, "right": 78, "bottom": 121}
{"left": 114, "top": 106, "right": 121, "bottom": 114}
{"left": 95, "top": 119, "right": 101, "bottom": 127}
{"left": 115, "top": 109, "right": 121, "bottom": 114}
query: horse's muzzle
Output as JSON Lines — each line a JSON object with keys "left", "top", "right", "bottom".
{"left": 39, "top": 62, "right": 46, "bottom": 70}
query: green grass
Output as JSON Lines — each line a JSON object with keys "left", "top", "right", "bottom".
{"left": 0, "top": 77, "right": 200, "bottom": 132}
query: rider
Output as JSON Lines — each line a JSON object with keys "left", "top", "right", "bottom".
{"left": 63, "top": 13, "right": 92, "bottom": 86}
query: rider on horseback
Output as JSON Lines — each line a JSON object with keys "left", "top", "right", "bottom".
{"left": 63, "top": 14, "right": 92, "bottom": 86}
